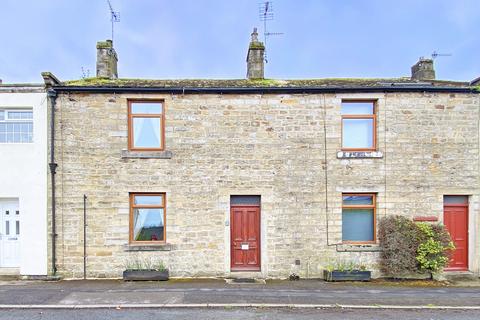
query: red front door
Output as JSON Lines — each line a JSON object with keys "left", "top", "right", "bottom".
{"left": 230, "top": 206, "right": 261, "bottom": 271}
{"left": 444, "top": 202, "right": 468, "bottom": 271}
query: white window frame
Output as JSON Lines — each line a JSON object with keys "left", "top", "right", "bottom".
{"left": 0, "top": 108, "right": 34, "bottom": 143}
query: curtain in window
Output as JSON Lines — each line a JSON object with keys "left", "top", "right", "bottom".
{"left": 133, "top": 118, "right": 161, "bottom": 148}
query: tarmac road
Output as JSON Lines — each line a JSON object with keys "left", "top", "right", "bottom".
{"left": 1, "top": 279, "right": 480, "bottom": 307}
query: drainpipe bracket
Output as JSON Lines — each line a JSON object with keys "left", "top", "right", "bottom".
{"left": 49, "top": 163, "right": 58, "bottom": 174}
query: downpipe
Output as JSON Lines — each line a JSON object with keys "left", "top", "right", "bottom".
{"left": 48, "top": 89, "right": 58, "bottom": 275}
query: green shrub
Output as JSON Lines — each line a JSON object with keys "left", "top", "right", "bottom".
{"left": 416, "top": 222, "right": 455, "bottom": 274}
{"left": 378, "top": 215, "right": 420, "bottom": 275}
{"left": 378, "top": 215, "right": 454, "bottom": 277}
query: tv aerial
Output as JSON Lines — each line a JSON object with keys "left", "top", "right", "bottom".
{"left": 431, "top": 50, "right": 452, "bottom": 60}
{"left": 259, "top": 1, "right": 283, "bottom": 63}
{"left": 106, "top": 0, "right": 120, "bottom": 43}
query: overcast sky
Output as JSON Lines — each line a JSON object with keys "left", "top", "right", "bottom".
{"left": 1, "top": 0, "right": 479, "bottom": 83}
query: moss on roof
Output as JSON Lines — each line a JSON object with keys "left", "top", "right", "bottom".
{"left": 62, "top": 77, "right": 470, "bottom": 88}
{"left": 249, "top": 43, "right": 265, "bottom": 49}
{"left": 96, "top": 41, "right": 113, "bottom": 49}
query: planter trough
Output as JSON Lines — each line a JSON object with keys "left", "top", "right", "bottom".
{"left": 123, "top": 270, "right": 169, "bottom": 281}
{"left": 324, "top": 270, "right": 371, "bottom": 282}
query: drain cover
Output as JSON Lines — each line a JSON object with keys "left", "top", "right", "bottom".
{"left": 225, "top": 278, "right": 266, "bottom": 284}
{"left": 232, "top": 278, "right": 256, "bottom": 283}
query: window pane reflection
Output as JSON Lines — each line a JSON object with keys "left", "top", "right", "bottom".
{"left": 342, "top": 118, "right": 373, "bottom": 149}
{"left": 342, "top": 209, "right": 374, "bottom": 241}
{"left": 341, "top": 102, "right": 374, "bottom": 115}
{"left": 133, "top": 117, "right": 161, "bottom": 148}
{"left": 133, "top": 208, "right": 164, "bottom": 241}
{"left": 131, "top": 103, "right": 163, "bottom": 114}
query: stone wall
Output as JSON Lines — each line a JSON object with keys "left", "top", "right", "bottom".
{"left": 51, "top": 91, "right": 480, "bottom": 278}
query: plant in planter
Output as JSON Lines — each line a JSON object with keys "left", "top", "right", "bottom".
{"left": 123, "top": 256, "right": 169, "bottom": 281}
{"left": 323, "top": 260, "right": 371, "bottom": 282}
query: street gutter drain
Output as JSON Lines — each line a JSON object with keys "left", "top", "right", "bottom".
{"left": 226, "top": 278, "right": 266, "bottom": 284}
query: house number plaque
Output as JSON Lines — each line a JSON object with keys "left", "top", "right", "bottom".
{"left": 241, "top": 243, "right": 249, "bottom": 250}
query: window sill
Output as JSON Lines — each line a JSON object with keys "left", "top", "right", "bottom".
{"left": 337, "top": 151, "right": 383, "bottom": 159}
{"left": 121, "top": 149, "right": 173, "bottom": 159}
{"left": 123, "top": 243, "right": 172, "bottom": 251}
{"left": 0, "top": 142, "right": 34, "bottom": 145}
{"left": 336, "top": 243, "right": 381, "bottom": 252}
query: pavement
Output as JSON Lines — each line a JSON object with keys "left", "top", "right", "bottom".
{"left": 1, "top": 278, "right": 480, "bottom": 310}
{"left": 2, "top": 308, "right": 480, "bottom": 320}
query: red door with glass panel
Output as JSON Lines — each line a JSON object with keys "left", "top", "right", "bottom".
{"left": 230, "top": 206, "right": 261, "bottom": 271}
{"left": 444, "top": 196, "right": 468, "bottom": 271}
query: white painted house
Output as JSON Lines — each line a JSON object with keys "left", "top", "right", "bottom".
{"left": 0, "top": 84, "right": 47, "bottom": 276}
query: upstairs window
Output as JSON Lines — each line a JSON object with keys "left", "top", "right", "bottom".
{"left": 0, "top": 109, "right": 33, "bottom": 143}
{"left": 128, "top": 101, "right": 165, "bottom": 151}
{"left": 342, "top": 193, "right": 376, "bottom": 243}
{"left": 341, "top": 101, "right": 376, "bottom": 150}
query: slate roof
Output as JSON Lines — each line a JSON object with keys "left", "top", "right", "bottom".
{"left": 60, "top": 77, "right": 470, "bottom": 88}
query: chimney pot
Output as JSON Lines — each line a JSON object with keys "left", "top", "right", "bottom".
{"left": 411, "top": 57, "right": 435, "bottom": 80}
{"left": 246, "top": 28, "right": 265, "bottom": 79}
{"left": 96, "top": 40, "right": 118, "bottom": 79}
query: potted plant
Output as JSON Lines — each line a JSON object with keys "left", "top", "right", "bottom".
{"left": 323, "top": 260, "right": 371, "bottom": 282}
{"left": 123, "top": 256, "right": 169, "bottom": 281}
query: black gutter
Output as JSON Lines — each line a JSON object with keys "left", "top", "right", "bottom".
{"left": 47, "top": 89, "right": 58, "bottom": 276}
{"left": 51, "top": 85, "right": 476, "bottom": 94}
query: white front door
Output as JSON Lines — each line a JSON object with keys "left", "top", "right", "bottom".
{"left": 0, "top": 200, "right": 20, "bottom": 267}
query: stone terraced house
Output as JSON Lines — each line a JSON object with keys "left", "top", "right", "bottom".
{"left": 42, "top": 31, "right": 480, "bottom": 279}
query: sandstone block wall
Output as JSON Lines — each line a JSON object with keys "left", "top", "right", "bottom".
{"left": 50, "top": 91, "right": 480, "bottom": 278}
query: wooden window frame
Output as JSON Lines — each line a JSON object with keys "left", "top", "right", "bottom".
{"left": 341, "top": 100, "right": 377, "bottom": 151}
{"left": 341, "top": 193, "right": 376, "bottom": 244}
{"left": 129, "top": 192, "right": 166, "bottom": 244}
{"left": 127, "top": 100, "right": 165, "bottom": 151}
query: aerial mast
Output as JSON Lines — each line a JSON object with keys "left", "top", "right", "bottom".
{"left": 259, "top": 1, "right": 283, "bottom": 63}
{"left": 431, "top": 50, "right": 452, "bottom": 60}
{"left": 106, "top": 0, "right": 120, "bottom": 43}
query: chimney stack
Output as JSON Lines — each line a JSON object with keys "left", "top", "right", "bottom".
{"left": 411, "top": 58, "right": 435, "bottom": 81}
{"left": 246, "top": 28, "right": 265, "bottom": 79}
{"left": 96, "top": 40, "right": 118, "bottom": 79}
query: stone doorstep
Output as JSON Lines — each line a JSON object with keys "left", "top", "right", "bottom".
{"left": 226, "top": 271, "right": 265, "bottom": 279}
{"left": 0, "top": 268, "right": 19, "bottom": 278}
{"left": 440, "top": 271, "right": 479, "bottom": 282}
{"left": 0, "top": 275, "right": 20, "bottom": 281}
{"left": 225, "top": 271, "right": 266, "bottom": 284}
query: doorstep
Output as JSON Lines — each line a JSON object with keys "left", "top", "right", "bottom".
{"left": 0, "top": 268, "right": 20, "bottom": 280}
{"left": 0, "top": 268, "right": 19, "bottom": 275}
{"left": 226, "top": 271, "right": 265, "bottom": 279}
{"left": 441, "top": 271, "right": 477, "bottom": 280}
